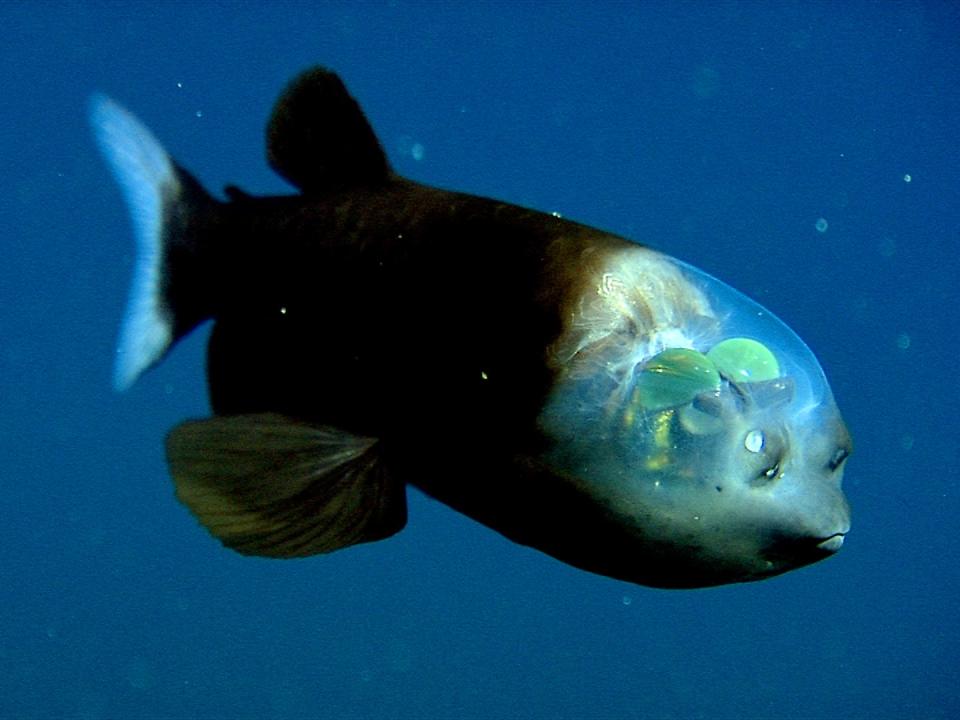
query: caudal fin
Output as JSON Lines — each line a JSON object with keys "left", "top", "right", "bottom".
{"left": 90, "top": 94, "right": 218, "bottom": 391}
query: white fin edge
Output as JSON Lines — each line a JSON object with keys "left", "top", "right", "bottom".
{"left": 90, "top": 94, "right": 178, "bottom": 391}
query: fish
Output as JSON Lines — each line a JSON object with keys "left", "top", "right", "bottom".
{"left": 91, "top": 67, "right": 852, "bottom": 588}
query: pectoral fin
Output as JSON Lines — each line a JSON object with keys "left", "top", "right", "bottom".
{"left": 166, "top": 413, "right": 406, "bottom": 558}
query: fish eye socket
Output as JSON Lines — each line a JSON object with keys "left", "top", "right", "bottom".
{"left": 743, "top": 429, "right": 784, "bottom": 483}
{"left": 760, "top": 461, "right": 782, "bottom": 481}
{"left": 828, "top": 446, "right": 850, "bottom": 472}
{"left": 752, "top": 454, "right": 783, "bottom": 484}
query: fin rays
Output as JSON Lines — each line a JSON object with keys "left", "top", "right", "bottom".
{"left": 167, "top": 414, "right": 407, "bottom": 558}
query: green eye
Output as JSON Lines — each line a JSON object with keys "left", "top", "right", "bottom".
{"left": 707, "top": 337, "right": 779, "bottom": 383}
{"left": 636, "top": 348, "right": 721, "bottom": 412}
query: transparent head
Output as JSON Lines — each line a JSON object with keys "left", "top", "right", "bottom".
{"left": 538, "top": 244, "right": 851, "bottom": 587}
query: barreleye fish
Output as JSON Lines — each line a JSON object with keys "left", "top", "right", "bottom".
{"left": 91, "top": 67, "right": 851, "bottom": 588}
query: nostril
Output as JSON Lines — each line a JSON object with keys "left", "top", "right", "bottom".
{"left": 827, "top": 445, "right": 850, "bottom": 472}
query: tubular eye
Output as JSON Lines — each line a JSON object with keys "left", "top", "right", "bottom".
{"left": 828, "top": 446, "right": 850, "bottom": 472}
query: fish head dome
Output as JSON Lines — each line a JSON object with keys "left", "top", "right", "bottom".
{"left": 537, "top": 245, "right": 852, "bottom": 587}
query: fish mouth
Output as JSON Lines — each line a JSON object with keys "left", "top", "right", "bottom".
{"left": 760, "top": 529, "right": 848, "bottom": 572}
{"left": 815, "top": 533, "right": 846, "bottom": 553}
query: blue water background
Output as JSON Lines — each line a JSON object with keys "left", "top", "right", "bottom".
{"left": 2, "top": 2, "right": 957, "bottom": 718}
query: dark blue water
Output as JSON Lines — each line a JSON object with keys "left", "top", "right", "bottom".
{"left": 3, "top": 2, "right": 957, "bottom": 718}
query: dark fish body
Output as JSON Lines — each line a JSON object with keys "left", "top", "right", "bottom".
{"left": 92, "top": 69, "right": 852, "bottom": 588}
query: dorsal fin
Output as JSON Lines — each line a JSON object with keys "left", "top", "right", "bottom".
{"left": 266, "top": 67, "right": 390, "bottom": 193}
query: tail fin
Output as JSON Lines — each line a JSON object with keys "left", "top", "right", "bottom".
{"left": 90, "top": 94, "right": 218, "bottom": 391}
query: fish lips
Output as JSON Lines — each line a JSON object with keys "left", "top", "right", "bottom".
{"left": 761, "top": 525, "right": 850, "bottom": 572}
{"left": 815, "top": 531, "right": 847, "bottom": 553}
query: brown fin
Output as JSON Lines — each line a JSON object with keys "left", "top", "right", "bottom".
{"left": 166, "top": 413, "right": 406, "bottom": 558}
{"left": 266, "top": 67, "right": 390, "bottom": 193}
